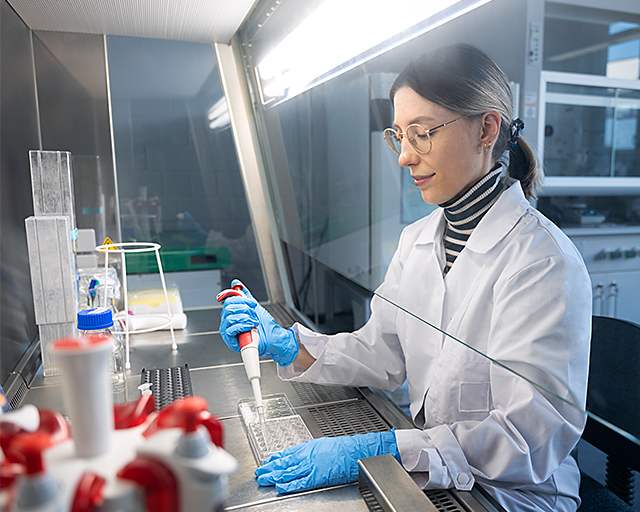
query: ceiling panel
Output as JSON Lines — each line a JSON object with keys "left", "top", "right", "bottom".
{"left": 7, "top": 0, "right": 258, "bottom": 43}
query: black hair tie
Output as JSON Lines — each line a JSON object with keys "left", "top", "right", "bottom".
{"left": 508, "top": 118, "right": 524, "bottom": 149}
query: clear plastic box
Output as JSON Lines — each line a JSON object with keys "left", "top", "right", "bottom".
{"left": 238, "top": 393, "right": 313, "bottom": 464}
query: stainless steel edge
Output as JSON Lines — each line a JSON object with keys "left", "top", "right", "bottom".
{"left": 30, "top": 30, "right": 43, "bottom": 150}
{"left": 213, "top": 40, "right": 288, "bottom": 305}
{"left": 268, "top": 302, "right": 321, "bottom": 333}
{"left": 4, "top": 337, "right": 41, "bottom": 408}
{"left": 358, "top": 387, "right": 415, "bottom": 430}
{"left": 452, "top": 487, "right": 508, "bottom": 512}
{"left": 358, "top": 454, "right": 439, "bottom": 512}
{"left": 359, "top": 388, "right": 504, "bottom": 512}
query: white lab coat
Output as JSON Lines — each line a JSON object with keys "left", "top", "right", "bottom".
{"left": 279, "top": 181, "right": 592, "bottom": 512}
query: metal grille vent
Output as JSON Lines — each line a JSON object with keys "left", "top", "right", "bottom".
{"left": 426, "top": 490, "right": 465, "bottom": 511}
{"left": 360, "top": 487, "right": 465, "bottom": 512}
{"left": 307, "top": 400, "right": 390, "bottom": 437}
{"left": 140, "top": 364, "right": 193, "bottom": 410}
{"left": 9, "top": 381, "right": 27, "bottom": 411}
{"left": 291, "top": 381, "right": 360, "bottom": 405}
{"left": 359, "top": 486, "right": 384, "bottom": 512}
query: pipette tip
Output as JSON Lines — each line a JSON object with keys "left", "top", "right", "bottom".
{"left": 257, "top": 405, "right": 268, "bottom": 448}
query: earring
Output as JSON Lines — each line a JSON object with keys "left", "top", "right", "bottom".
{"left": 483, "top": 142, "right": 492, "bottom": 152}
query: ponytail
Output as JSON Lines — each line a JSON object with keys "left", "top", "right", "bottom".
{"left": 507, "top": 136, "right": 543, "bottom": 200}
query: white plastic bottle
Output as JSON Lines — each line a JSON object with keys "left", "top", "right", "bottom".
{"left": 77, "top": 308, "right": 127, "bottom": 404}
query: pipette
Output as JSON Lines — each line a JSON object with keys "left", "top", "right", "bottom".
{"left": 217, "top": 285, "right": 268, "bottom": 444}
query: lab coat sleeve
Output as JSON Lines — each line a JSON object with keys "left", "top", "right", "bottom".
{"left": 395, "top": 426, "right": 474, "bottom": 490}
{"left": 396, "top": 254, "right": 591, "bottom": 490}
{"left": 278, "top": 231, "right": 409, "bottom": 392}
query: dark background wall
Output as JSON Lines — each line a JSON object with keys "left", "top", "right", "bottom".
{"left": 0, "top": 2, "right": 119, "bottom": 388}
{"left": 107, "top": 36, "right": 252, "bottom": 240}
{"left": 0, "top": 0, "right": 41, "bottom": 387}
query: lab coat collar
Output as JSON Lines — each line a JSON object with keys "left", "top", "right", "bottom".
{"left": 415, "top": 208, "right": 445, "bottom": 246}
{"left": 465, "top": 180, "right": 530, "bottom": 254}
{"left": 413, "top": 180, "right": 529, "bottom": 252}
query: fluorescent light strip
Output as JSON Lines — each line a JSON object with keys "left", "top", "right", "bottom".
{"left": 256, "top": 0, "right": 494, "bottom": 103}
{"left": 207, "top": 97, "right": 231, "bottom": 130}
{"left": 207, "top": 97, "right": 228, "bottom": 120}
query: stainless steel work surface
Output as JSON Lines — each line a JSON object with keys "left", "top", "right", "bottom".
{"left": 20, "top": 307, "right": 496, "bottom": 511}
{"left": 225, "top": 484, "right": 368, "bottom": 511}
{"left": 19, "top": 307, "right": 386, "bottom": 511}
{"left": 222, "top": 416, "right": 367, "bottom": 511}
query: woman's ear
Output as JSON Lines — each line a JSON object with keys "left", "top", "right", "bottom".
{"left": 480, "top": 111, "right": 501, "bottom": 145}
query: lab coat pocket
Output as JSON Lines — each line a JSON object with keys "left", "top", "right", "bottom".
{"left": 425, "top": 344, "right": 491, "bottom": 426}
{"left": 459, "top": 382, "right": 490, "bottom": 413}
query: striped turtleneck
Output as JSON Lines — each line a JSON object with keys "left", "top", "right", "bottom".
{"left": 439, "top": 166, "right": 506, "bottom": 275}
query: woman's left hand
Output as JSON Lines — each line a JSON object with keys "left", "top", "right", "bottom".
{"left": 255, "top": 431, "right": 399, "bottom": 493}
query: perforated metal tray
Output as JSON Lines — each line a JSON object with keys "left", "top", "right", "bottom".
{"left": 140, "top": 364, "right": 193, "bottom": 410}
{"left": 238, "top": 393, "right": 313, "bottom": 465}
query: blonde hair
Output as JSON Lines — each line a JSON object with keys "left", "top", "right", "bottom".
{"left": 390, "top": 44, "right": 543, "bottom": 199}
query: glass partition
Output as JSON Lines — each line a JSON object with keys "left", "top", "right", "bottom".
{"left": 270, "top": 69, "right": 436, "bottom": 293}
{"left": 237, "top": 0, "right": 640, "bottom": 469}
{"left": 370, "top": 289, "right": 640, "bottom": 449}
{"left": 107, "top": 36, "right": 267, "bottom": 305}
{"left": 33, "top": 31, "right": 118, "bottom": 245}
{"left": 241, "top": 0, "right": 529, "bottom": 313}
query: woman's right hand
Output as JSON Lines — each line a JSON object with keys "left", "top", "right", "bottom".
{"left": 219, "top": 292, "right": 260, "bottom": 352}
{"left": 219, "top": 280, "right": 299, "bottom": 367}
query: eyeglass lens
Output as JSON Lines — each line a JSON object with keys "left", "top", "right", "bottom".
{"left": 383, "top": 125, "right": 431, "bottom": 155}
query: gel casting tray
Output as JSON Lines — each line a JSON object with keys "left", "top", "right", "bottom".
{"left": 238, "top": 393, "right": 313, "bottom": 464}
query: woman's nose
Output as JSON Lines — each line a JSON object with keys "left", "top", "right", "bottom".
{"left": 398, "top": 139, "right": 419, "bottom": 168}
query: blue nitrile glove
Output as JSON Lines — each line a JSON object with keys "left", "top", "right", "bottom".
{"left": 255, "top": 431, "right": 400, "bottom": 493}
{"left": 219, "top": 280, "right": 299, "bottom": 366}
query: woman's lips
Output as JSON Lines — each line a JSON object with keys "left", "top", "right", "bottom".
{"left": 412, "top": 174, "right": 434, "bottom": 187}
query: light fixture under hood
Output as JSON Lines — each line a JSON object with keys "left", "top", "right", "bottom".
{"left": 255, "top": 0, "right": 493, "bottom": 105}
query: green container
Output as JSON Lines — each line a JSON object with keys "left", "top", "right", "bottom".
{"left": 125, "top": 246, "right": 231, "bottom": 274}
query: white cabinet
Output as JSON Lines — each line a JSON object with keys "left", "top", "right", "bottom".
{"left": 566, "top": 227, "right": 640, "bottom": 325}
{"left": 590, "top": 271, "right": 640, "bottom": 322}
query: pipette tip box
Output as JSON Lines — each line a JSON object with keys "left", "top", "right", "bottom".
{"left": 238, "top": 393, "right": 313, "bottom": 465}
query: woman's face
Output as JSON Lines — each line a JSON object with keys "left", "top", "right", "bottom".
{"left": 392, "top": 86, "right": 493, "bottom": 205}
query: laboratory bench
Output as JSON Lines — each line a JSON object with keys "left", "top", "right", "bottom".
{"left": 21, "top": 307, "right": 502, "bottom": 512}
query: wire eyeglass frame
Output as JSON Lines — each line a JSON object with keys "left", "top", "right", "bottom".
{"left": 383, "top": 115, "right": 467, "bottom": 155}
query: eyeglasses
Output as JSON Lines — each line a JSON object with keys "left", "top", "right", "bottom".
{"left": 383, "top": 115, "right": 466, "bottom": 155}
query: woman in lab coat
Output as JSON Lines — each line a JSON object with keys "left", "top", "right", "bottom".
{"left": 220, "top": 44, "right": 591, "bottom": 512}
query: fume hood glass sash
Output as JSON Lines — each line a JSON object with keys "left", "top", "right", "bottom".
{"left": 372, "top": 289, "right": 640, "bottom": 450}
{"left": 234, "top": 0, "right": 640, "bottom": 460}
{"left": 254, "top": 0, "right": 493, "bottom": 106}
